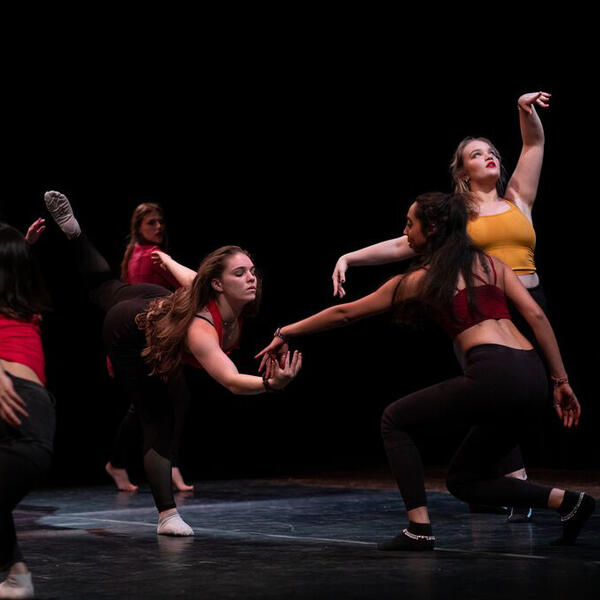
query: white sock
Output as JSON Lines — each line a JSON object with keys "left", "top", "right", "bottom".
{"left": 0, "top": 572, "right": 34, "bottom": 599}
{"left": 157, "top": 512, "right": 194, "bottom": 536}
{"left": 44, "top": 190, "right": 81, "bottom": 239}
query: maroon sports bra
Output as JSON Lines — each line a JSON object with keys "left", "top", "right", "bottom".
{"left": 435, "top": 256, "right": 511, "bottom": 339}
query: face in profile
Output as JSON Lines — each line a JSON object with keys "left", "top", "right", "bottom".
{"left": 213, "top": 253, "right": 258, "bottom": 304}
{"left": 403, "top": 202, "right": 429, "bottom": 252}
{"left": 461, "top": 139, "right": 501, "bottom": 185}
{"left": 139, "top": 210, "right": 165, "bottom": 246}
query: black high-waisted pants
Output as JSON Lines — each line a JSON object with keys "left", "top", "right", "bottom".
{"left": 381, "top": 345, "right": 553, "bottom": 511}
{"left": 0, "top": 375, "right": 55, "bottom": 571}
{"left": 72, "top": 235, "right": 185, "bottom": 512}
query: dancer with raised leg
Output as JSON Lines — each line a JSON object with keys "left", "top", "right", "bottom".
{"left": 1, "top": 223, "right": 55, "bottom": 599}
{"left": 44, "top": 191, "right": 301, "bottom": 536}
{"left": 331, "top": 91, "right": 552, "bottom": 522}
{"left": 258, "top": 192, "right": 594, "bottom": 551}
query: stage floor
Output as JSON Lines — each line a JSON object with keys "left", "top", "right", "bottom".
{"left": 13, "top": 474, "right": 600, "bottom": 599}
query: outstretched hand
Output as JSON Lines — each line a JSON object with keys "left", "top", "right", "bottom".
{"left": 151, "top": 249, "right": 170, "bottom": 271}
{"left": 0, "top": 368, "right": 29, "bottom": 427}
{"left": 25, "top": 218, "right": 46, "bottom": 245}
{"left": 553, "top": 383, "right": 580, "bottom": 429}
{"left": 518, "top": 91, "right": 551, "bottom": 115}
{"left": 264, "top": 350, "right": 303, "bottom": 390}
{"left": 255, "top": 337, "right": 289, "bottom": 373}
{"left": 332, "top": 256, "right": 348, "bottom": 298}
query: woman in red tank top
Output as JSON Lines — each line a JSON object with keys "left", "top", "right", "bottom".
{"left": 257, "top": 192, "right": 593, "bottom": 551}
{"left": 105, "top": 202, "right": 189, "bottom": 494}
{"left": 0, "top": 223, "right": 55, "bottom": 599}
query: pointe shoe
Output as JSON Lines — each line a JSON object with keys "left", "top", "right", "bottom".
{"left": 105, "top": 462, "right": 138, "bottom": 492}
{"left": 0, "top": 573, "right": 34, "bottom": 599}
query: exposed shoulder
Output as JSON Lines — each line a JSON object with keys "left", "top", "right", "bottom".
{"left": 187, "top": 316, "right": 219, "bottom": 354}
{"left": 503, "top": 196, "right": 533, "bottom": 223}
{"left": 397, "top": 268, "right": 426, "bottom": 300}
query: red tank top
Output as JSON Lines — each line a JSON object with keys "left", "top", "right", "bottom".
{"left": 0, "top": 313, "right": 46, "bottom": 385}
{"left": 182, "top": 299, "right": 242, "bottom": 370}
{"left": 435, "top": 256, "right": 511, "bottom": 339}
{"left": 127, "top": 243, "right": 180, "bottom": 291}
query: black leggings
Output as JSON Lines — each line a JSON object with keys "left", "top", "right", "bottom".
{"left": 485, "top": 282, "right": 550, "bottom": 479}
{"left": 0, "top": 375, "right": 55, "bottom": 571}
{"left": 381, "top": 344, "right": 553, "bottom": 512}
{"left": 72, "top": 235, "right": 185, "bottom": 512}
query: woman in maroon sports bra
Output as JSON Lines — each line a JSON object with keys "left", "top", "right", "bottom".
{"left": 257, "top": 192, "right": 594, "bottom": 552}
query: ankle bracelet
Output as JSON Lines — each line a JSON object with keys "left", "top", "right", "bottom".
{"left": 403, "top": 528, "right": 435, "bottom": 541}
{"left": 561, "top": 492, "right": 584, "bottom": 522}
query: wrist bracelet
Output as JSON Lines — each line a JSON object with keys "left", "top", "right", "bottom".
{"left": 274, "top": 327, "right": 289, "bottom": 343}
{"left": 551, "top": 375, "right": 569, "bottom": 388}
{"left": 262, "top": 375, "right": 281, "bottom": 393}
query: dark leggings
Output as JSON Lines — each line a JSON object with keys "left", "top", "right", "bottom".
{"left": 0, "top": 375, "right": 55, "bottom": 571}
{"left": 72, "top": 235, "right": 184, "bottom": 512}
{"left": 488, "top": 282, "right": 550, "bottom": 479}
{"left": 381, "top": 344, "right": 554, "bottom": 512}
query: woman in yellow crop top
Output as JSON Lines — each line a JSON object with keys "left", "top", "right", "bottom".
{"left": 331, "top": 91, "right": 549, "bottom": 296}
{"left": 329, "top": 91, "right": 551, "bottom": 520}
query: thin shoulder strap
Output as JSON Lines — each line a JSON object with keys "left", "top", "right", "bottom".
{"left": 194, "top": 314, "right": 216, "bottom": 328}
{"left": 487, "top": 255, "right": 498, "bottom": 284}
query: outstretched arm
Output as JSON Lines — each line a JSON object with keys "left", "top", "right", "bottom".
{"left": 151, "top": 250, "right": 197, "bottom": 288}
{"left": 257, "top": 274, "right": 404, "bottom": 365}
{"left": 501, "top": 260, "right": 580, "bottom": 427}
{"left": 187, "top": 319, "right": 301, "bottom": 394}
{"left": 333, "top": 236, "right": 415, "bottom": 297}
{"left": 505, "top": 91, "right": 551, "bottom": 213}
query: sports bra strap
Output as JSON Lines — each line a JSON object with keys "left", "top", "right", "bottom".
{"left": 487, "top": 255, "right": 497, "bottom": 284}
{"left": 194, "top": 314, "right": 215, "bottom": 328}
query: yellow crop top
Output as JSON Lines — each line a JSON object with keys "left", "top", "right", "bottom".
{"left": 466, "top": 201, "right": 536, "bottom": 275}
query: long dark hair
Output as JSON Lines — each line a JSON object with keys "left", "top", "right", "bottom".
{"left": 136, "top": 245, "right": 261, "bottom": 381}
{"left": 393, "top": 192, "right": 488, "bottom": 324}
{"left": 120, "top": 203, "right": 169, "bottom": 281}
{"left": 0, "top": 222, "right": 51, "bottom": 320}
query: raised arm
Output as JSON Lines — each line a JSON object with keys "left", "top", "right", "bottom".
{"left": 187, "top": 319, "right": 301, "bottom": 394}
{"left": 501, "top": 260, "right": 580, "bottom": 427}
{"left": 505, "top": 91, "right": 551, "bottom": 213}
{"left": 333, "top": 236, "right": 415, "bottom": 297}
{"left": 152, "top": 250, "right": 197, "bottom": 288}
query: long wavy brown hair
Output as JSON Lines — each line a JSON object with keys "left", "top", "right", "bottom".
{"left": 136, "top": 245, "right": 261, "bottom": 381}
{"left": 120, "top": 203, "right": 169, "bottom": 281}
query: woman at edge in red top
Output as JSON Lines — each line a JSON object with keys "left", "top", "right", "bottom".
{"left": 106, "top": 202, "right": 192, "bottom": 492}
{"left": 0, "top": 223, "right": 55, "bottom": 599}
{"left": 257, "top": 192, "right": 594, "bottom": 551}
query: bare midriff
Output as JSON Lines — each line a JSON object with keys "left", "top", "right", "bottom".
{"left": 454, "top": 319, "right": 534, "bottom": 356}
{"left": 0, "top": 359, "right": 43, "bottom": 386}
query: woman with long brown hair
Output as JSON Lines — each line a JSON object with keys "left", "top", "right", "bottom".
{"left": 44, "top": 191, "right": 302, "bottom": 536}
{"left": 329, "top": 91, "right": 552, "bottom": 520}
{"left": 106, "top": 202, "right": 192, "bottom": 493}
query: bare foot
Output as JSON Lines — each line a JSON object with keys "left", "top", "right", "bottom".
{"left": 171, "top": 467, "right": 194, "bottom": 492}
{"left": 105, "top": 462, "right": 138, "bottom": 492}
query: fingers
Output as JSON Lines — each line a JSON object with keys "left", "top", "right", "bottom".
{"left": 257, "top": 352, "right": 269, "bottom": 373}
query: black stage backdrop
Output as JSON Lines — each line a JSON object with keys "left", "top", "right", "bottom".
{"left": 2, "top": 60, "right": 597, "bottom": 485}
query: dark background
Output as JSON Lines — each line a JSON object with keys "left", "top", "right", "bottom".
{"left": 2, "top": 49, "right": 597, "bottom": 485}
